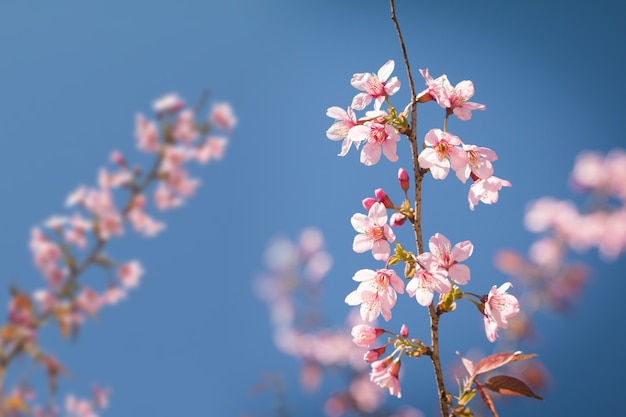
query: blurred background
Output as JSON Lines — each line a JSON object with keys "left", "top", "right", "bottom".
{"left": 0, "top": 0, "right": 625, "bottom": 416}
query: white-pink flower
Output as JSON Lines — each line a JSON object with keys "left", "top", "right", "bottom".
{"left": 351, "top": 60, "right": 401, "bottom": 111}
{"left": 418, "top": 69, "right": 486, "bottom": 121}
{"left": 427, "top": 233, "right": 473, "bottom": 285}
{"left": 117, "top": 261, "right": 143, "bottom": 289}
{"left": 468, "top": 175, "right": 512, "bottom": 210}
{"left": 152, "top": 93, "right": 185, "bottom": 115}
{"left": 483, "top": 282, "right": 520, "bottom": 342}
{"left": 457, "top": 144, "right": 498, "bottom": 183}
{"left": 406, "top": 253, "right": 451, "bottom": 306}
{"left": 370, "top": 358, "right": 402, "bottom": 398}
{"left": 347, "top": 119, "right": 400, "bottom": 166}
{"left": 418, "top": 129, "right": 468, "bottom": 179}
{"left": 210, "top": 102, "right": 237, "bottom": 131}
{"left": 351, "top": 324, "right": 384, "bottom": 348}
{"left": 345, "top": 268, "right": 404, "bottom": 322}
{"left": 326, "top": 106, "right": 358, "bottom": 156}
{"left": 351, "top": 202, "right": 396, "bottom": 261}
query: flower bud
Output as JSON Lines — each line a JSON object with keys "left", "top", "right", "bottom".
{"left": 375, "top": 188, "right": 393, "bottom": 208}
{"left": 362, "top": 197, "right": 377, "bottom": 211}
{"left": 400, "top": 324, "right": 409, "bottom": 338}
{"left": 351, "top": 324, "right": 384, "bottom": 348}
{"left": 398, "top": 168, "right": 410, "bottom": 192}
{"left": 390, "top": 212, "right": 406, "bottom": 227}
{"left": 364, "top": 346, "right": 387, "bottom": 363}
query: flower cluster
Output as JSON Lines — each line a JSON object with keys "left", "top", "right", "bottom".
{"left": 416, "top": 70, "right": 510, "bottom": 210}
{"left": 1, "top": 93, "right": 235, "bottom": 415}
{"left": 255, "top": 229, "right": 425, "bottom": 417}
{"left": 494, "top": 148, "right": 626, "bottom": 344}
{"left": 326, "top": 60, "right": 402, "bottom": 166}
{"left": 326, "top": 60, "right": 529, "bottom": 408}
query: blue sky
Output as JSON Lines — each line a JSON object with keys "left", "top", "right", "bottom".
{"left": 1, "top": 1, "right": 625, "bottom": 416}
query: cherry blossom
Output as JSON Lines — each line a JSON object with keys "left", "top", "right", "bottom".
{"left": 326, "top": 106, "right": 358, "bottom": 157}
{"left": 351, "top": 202, "right": 396, "bottom": 261}
{"left": 370, "top": 357, "right": 402, "bottom": 398}
{"left": 468, "top": 175, "right": 512, "bottom": 210}
{"left": 152, "top": 93, "right": 184, "bottom": 115}
{"left": 428, "top": 233, "right": 473, "bottom": 285}
{"left": 482, "top": 282, "right": 520, "bottom": 342}
{"left": 457, "top": 144, "right": 498, "bottom": 183}
{"left": 345, "top": 268, "right": 405, "bottom": 322}
{"left": 210, "top": 102, "right": 237, "bottom": 131}
{"left": 406, "top": 254, "right": 451, "bottom": 306}
{"left": 347, "top": 117, "right": 400, "bottom": 166}
{"left": 418, "top": 69, "right": 486, "bottom": 121}
{"left": 350, "top": 60, "right": 401, "bottom": 111}
{"left": 351, "top": 324, "right": 384, "bottom": 348}
{"left": 418, "top": 128, "right": 468, "bottom": 179}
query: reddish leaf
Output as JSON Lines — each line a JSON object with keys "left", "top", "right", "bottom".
{"left": 473, "top": 352, "right": 537, "bottom": 377}
{"left": 475, "top": 380, "right": 498, "bottom": 417}
{"left": 485, "top": 375, "right": 543, "bottom": 400}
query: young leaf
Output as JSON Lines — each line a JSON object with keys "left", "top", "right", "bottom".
{"left": 485, "top": 375, "right": 543, "bottom": 400}
{"left": 475, "top": 380, "right": 498, "bottom": 417}
{"left": 473, "top": 352, "right": 537, "bottom": 377}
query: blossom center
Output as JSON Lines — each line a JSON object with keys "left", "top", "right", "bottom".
{"left": 367, "top": 226, "right": 385, "bottom": 241}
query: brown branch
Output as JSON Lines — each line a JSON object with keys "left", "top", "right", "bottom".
{"left": 389, "top": 1, "right": 451, "bottom": 415}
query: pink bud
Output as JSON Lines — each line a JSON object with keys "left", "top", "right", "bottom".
{"left": 351, "top": 324, "right": 384, "bottom": 348}
{"left": 362, "top": 197, "right": 377, "bottom": 211}
{"left": 364, "top": 346, "right": 387, "bottom": 363}
{"left": 110, "top": 150, "right": 126, "bottom": 166}
{"left": 398, "top": 168, "right": 410, "bottom": 192}
{"left": 375, "top": 188, "right": 393, "bottom": 208}
{"left": 400, "top": 324, "right": 409, "bottom": 338}
{"left": 390, "top": 212, "right": 406, "bottom": 227}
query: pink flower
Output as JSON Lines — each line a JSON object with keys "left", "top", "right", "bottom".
{"left": 75, "top": 288, "right": 103, "bottom": 317}
{"left": 210, "top": 102, "right": 237, "bottom": 131}
{"left": 406, "top": 253, "right": 451, "bottom": 306}
{"left": 117, "top": 261, "right": 143, "bottom": 289}
{"left": 173, "top": 109, "right": 198, "bottom": 144}
{"left": 370, "top": 358, "right": 402, "bottom": 398}
{"left": 418, "top": 69, "right": 486, "bottom": 120}
{"left": 345, "top": 268, "right": 405, "bottom": 322}
{"left": 351, "top": 202, "right": 396, "bottom": 261}
{"left": 428, "top": 233, "right": 473, "bottom": 285}
{"left": 66, "top": 394, "right": 97, "bottom": 417}
{"left": 326, "top": 106, "right": 358, "bottom": 157}
{"left": 347, "top": 118, "right": 400, "bottom": 166}
{"left": 196, "top": 136, "right": 228, "bottom": 163}
{"left": 135, "top": 114, "right": 159, "bottom": 153}
{"left": 351, "top": 324, "right": 384, "bottom": 347}
{"left": 362, "top": 188, "right": 393, "bottom": 211}
{"left": 92, "top": 385, "right": 111, "bottom": 409}
{"left": 418, "top": 129, "right": 468, "bottom": 179}
{"left": 468, "top": 175, "right": 512, "bottom": 210}
{"left": 152, "top": 93, "right": 184, "bottom": 115}
{"left": 457, "top": 144, "right": 498, "bottom": 183}
{"left": 482, "top": 282, "right": 520, "bottom": 342}
{"left": 350, "top": 60, "right": 401, "bottom": 111}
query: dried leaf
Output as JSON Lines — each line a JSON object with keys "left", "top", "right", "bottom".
{"left": 485, "top": 375, "right": 543, "bottom": 400}
{"left": 475, "top": 380, "right": 498, "bottom": 417}
{"left": 473, "top": 352, "right": 537, "bottom": 377}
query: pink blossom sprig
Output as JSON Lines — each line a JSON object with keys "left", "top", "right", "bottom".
{"left": 0, "top": 93, "right": 235, "bottom": 412}
{"left": 324, "top": 3, "right": 540, "bottom": 413}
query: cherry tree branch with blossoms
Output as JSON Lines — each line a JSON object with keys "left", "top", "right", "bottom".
{"left": 0, "top": 93, "right": 236, "bottom": 416}
{"left": 325, "top": 1, "right": 540, "bottom": 416}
